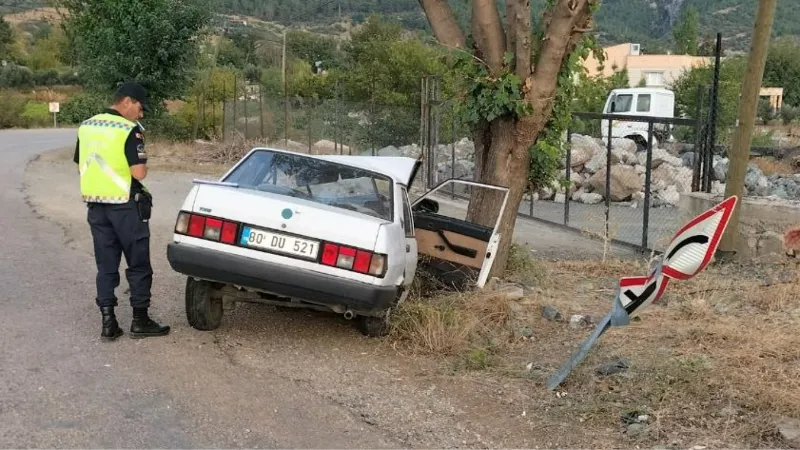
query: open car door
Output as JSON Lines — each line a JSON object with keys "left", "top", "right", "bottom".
{"left": 410, "top": 179, "right": 510, "bottom": 290}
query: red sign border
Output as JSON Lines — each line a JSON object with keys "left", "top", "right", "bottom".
{"left": 619, "top": 272, "right": 670, "bottom": 305}
{"left": 661, "top": 195, "right": 738, "bottom": 281}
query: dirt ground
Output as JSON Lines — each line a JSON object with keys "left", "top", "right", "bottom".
{"left": 25, "top": 141, "right": 800, "bottom": 449}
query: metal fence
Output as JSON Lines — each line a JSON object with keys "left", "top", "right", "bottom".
{"left": 190, "top": 73, "right": 732, "bottom": 255}
{"left": 417, "top": 77, "right": 720, "bottom": 255}
{"left": 190, "top": 74, "right": 423, "bottom": 158}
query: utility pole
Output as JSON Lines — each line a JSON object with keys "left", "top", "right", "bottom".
{"left": 282, "top": 28, "right": 288, "bottom": 144}
{"left": 718, "top": 0, "right": 777, "bottom": 258}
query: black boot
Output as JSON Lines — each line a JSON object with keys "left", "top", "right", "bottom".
{"left": 130, "top": 307, "right": 170, "bottom": 338}
{"left": 101, "top": 306, "right": 123, "bottom": 341}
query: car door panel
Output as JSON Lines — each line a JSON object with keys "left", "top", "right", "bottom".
{"left": 410, "top": 179, "right": 509, "bottom": 290}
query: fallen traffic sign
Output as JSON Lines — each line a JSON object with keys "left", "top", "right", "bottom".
{"left": 546, "top": 196, "right": 738, "bottom": 391}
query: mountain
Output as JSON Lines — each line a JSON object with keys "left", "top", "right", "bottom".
{"left": 3, "top": 0, "right": 798, "bottom": 53}
{"left": 211, "top": 0, "right": 800, "bottom": 53}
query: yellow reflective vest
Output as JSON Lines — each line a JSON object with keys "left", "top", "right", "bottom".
{"left": 77, "top": 113, "right": 136, "bottom": 204}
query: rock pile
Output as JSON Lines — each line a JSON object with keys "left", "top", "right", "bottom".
{"left": 370, "top": 135, "right": 800, "bottom": 206}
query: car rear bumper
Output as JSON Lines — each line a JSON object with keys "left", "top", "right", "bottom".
{"left": 167, "top": 242, "right": 398, "bottom": 314}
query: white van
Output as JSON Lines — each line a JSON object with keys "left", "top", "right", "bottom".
{"left": 601, "top": 87, "right": 675, "bottom": 151}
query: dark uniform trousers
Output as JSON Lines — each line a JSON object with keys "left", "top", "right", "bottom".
{"left": 87, "top": 198, "right": 152, "bottom": 309}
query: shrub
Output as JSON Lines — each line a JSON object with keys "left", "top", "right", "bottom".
{"left": 142, "top": 112, "right": 194, "bottom": 142}
{"left": 21, "top": 102, "right": 52, "bottom": 128}
{"left": 59, "top": 91, "right": 110, "bottom": 124}
{"left": 780, "top": 105, "right": 797, "bottom": 125}
{"left": 0, "top": 64, "right": 34, "bottom": 89}
{"left": 0, "top": 91, "right": 27, "bottom": 128}
{"left": 32, "top": 69, "right": 60, "bottom": 86}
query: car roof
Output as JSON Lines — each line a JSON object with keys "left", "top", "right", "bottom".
{"left": 246, "top": 147, "right": 420, "bottom": 184}
{"left": 611, "top": 87, "right": 674, "bottom": 95}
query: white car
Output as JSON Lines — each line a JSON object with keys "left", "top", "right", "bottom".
{"left": 166, "top": 147, "right": 508, "bottom": 337}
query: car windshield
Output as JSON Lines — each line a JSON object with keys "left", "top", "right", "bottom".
{"left": 222, "top": 149, "right": 394, "bottom": 221}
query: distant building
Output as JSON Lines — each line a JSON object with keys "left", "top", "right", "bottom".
{"left": 582, "top": 43, "right": 711, "bottom": 88}
{"left": 582, "top": 42, "right": 785, "bottom": 111}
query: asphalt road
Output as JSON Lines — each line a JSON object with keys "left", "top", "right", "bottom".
{"left": 0, "top": 129, "right": 399, "bottom": 448}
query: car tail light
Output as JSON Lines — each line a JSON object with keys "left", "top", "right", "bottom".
{"left": 321, "top": 243, "right": 338, "bottom": 266}
{"left": 175, "top": 212, "right": 190, "bottom": 234}
{"left": 221, "top": 222, "right": 238, "bottom": 244}
{"left": 320, "top": 242, "right": 386, "bottom": 277}
{"left": 203, "top": 218, "right": 223, "bottom": 240}
{"left": 188, "top": 215, "right": 205, "bottom": 237}
{"left": 353, "top": 250, "right": 372, "bottom": 273}
{"left": 336, "top": 246, "right": 356, "bottom": 269}
{"left": 176, "top": 211, "right": 240, "bottom": 245}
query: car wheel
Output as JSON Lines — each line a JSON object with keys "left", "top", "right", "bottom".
{"left": 356, "top": 309, "right": 391, "bottom": 338}
{"left": 185, "top": 277, "right": 223, "bottom": 331}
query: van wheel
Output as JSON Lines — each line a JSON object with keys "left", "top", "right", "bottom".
{"left": 185, "top": 277, "right": 223, "bottom": 331}
{"left": 629, "top": 135, "right": 647, "bottom": 152}
{"left": 357, "top": 309, "right": 392, "bottom": 338}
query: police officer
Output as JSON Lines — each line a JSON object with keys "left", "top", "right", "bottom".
{"left": 74, "top": 81, "right": 170, "bottom": 341}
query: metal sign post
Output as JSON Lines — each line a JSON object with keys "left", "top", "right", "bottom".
{"left": 49, "top": 102, "right": 60, "bottom": 128}
{"left": 546, "top": 196, "right": 739, "bottom": 391}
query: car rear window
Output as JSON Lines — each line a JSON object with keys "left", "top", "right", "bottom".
{"left": 222, "top": 150, "right": 394, "bottom": 221}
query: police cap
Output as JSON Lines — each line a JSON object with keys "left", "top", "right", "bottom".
{"left": 114, "top": 82, "right": 151, "bottom": 112}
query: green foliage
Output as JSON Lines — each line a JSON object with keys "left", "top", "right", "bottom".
{"left": 58, "top": 91, "right": 110, "bottom": 124}
{"left": 286, "top": 29, "right": 341, "bottom": 69}
{"left": 763, "top": 37, "right": 800, "bottom": 107}
{"left": 455, "top": 53, "right": 532, "bottom": 124}
{"left": 58, "top": 0, "right": 214, "bottom": 108}
{"left": 780, "top": 105, "right": 798, "bottom": 125}
{"left": 0, "top": 90, "right": 27, "bottom": 127}
{"left": 0, "top": 63, "right": 33, "bottom": 88}
{"left": 0, "top": 14, "right": 13, "bottom": 59}
{"left": 672, "top": 5, "right": 699, "bottom": 55}
{"left": 20, "top": 102, "right": 51, "bottom": 127}
{"left": 757, "top": 98, "right": 775, "bottom": 125}
{"left": 671, "top": 56, "right": 748, "bottom": 143}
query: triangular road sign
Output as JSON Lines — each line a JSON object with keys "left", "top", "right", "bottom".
{"left": 661, "top": 196, "right": 738, "bottom": 281}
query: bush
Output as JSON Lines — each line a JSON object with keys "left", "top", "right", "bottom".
{"left": 59, "top": 91, "right": 110, "bottom": 124}
{"left": 20, "top": 102, "right": 52, "bottom": 128}
{"left": 780, "top": 105, "right": 798, "bottom": 125}
{"left": 32, "top": 69, "right": 61, "bottom": 86}
{"left": 0, "top": 64, "right": 34, "bottom": 89}
{"left": 142, "top": 112, "right": 194, "bottom": 142}
{"left": 0, "top": 91, "right": 27, "bottom": 128}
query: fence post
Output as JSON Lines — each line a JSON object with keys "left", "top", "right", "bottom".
{"left": 451, "top": 111, "right": 455, "bottom": 199}
{"left": 564, "top": 126, "right": 572, "bottom": 226}
{"left": 233, "top": 76, "right": 238, "bottom": 139}
{"left": 605, "top": 117, "right": 613, "bottom": 243}
{"left": 211, "top": 82, "right": 216, "bottom": 140}
{"left": 259, "top": 84, "right": 264, "bottom": 142}
{"left": 692, "top": 85, "right": 705, "bottom": 192}
{"left": 642, "top": 120, "right": 655, "bottom": 249}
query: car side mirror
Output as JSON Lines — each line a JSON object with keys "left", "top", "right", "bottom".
{"left": 413, "top": 198, "right": 439, "bottom": 214}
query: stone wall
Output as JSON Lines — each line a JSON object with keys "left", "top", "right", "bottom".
{"left": 363, "top": 135, "right": 800, "bottom": 208}
{"left": 677, "top": 192, "right": 800, "bottom": 260}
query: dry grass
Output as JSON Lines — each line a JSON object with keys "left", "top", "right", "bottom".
{"left": 144, "top": 134, "right": 267, "bottom": 175}
{"left": 750, "top": 156, "right": 796, "bottom": 176}
{"left": 389, "top": 247, "right": 800, "bottom": 448}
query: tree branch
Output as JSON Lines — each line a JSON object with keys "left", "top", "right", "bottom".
{"left": 505, "top": 1, "right": 516, "bottom": 57}
{"left": 517, "top": 0, "right": 595, "bottom": 147}
{"left": 513, "top": 0, "right": 532, "bottom": 79}
{"left": 471, "top": 0, "right": 506, "bottom": 74}
{"left": 418, "top": 0, "right": 466, "bottom": 49}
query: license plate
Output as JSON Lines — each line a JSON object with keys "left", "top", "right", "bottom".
{"left": 240, "top": 226, "right": 319, "bottom": 259}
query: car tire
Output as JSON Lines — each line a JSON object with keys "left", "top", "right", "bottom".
{"left": 356, "top": 309, "right": 391, "bottom": 338}
{"left": 185, "top": 277, "right": 223, "bottom": 331}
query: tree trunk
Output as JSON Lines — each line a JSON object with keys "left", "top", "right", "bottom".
{"left": 418, "top": 0, "right": 597, "bottom": 279}
{"left": 465, "top": 117, "right": 530, "bottom": 277}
